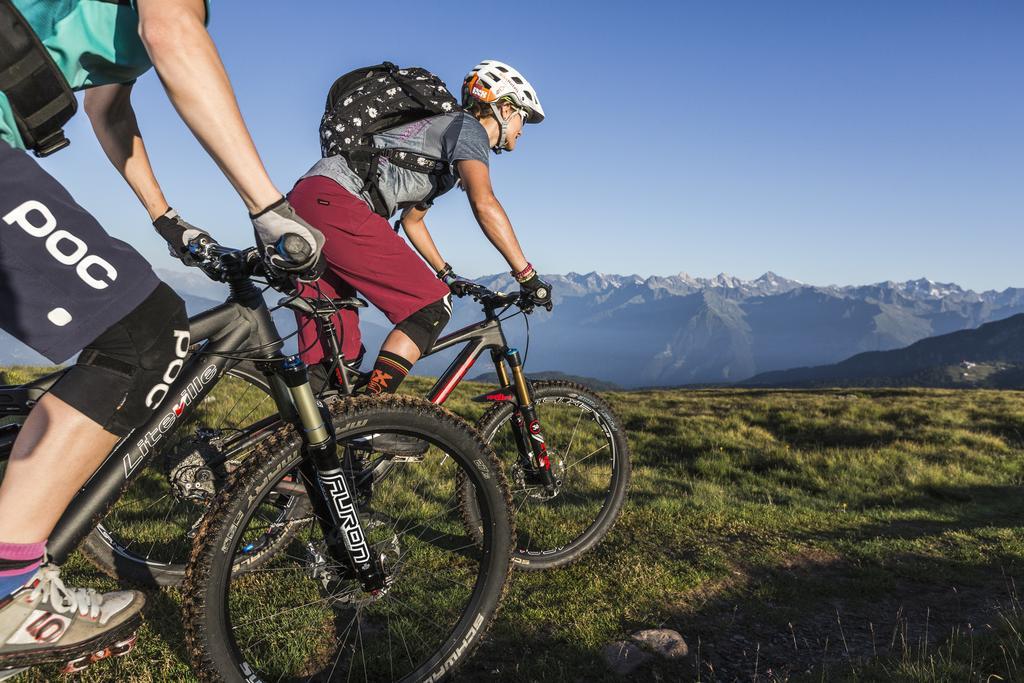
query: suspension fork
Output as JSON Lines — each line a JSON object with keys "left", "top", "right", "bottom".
{"left": 279, "top": 356, "right": 386, "bottom": 591}
{"left": 504, "top": 349, "right": 558, "bottom": 492}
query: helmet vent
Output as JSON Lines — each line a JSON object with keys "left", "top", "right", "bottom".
{"left": 496, "top": 65, "right": 509, "bottom": 72}
{"left": 511, "top": 76, "right": 524, "bottom": 84}
{"left": 487, "top": 71, "right": 501, "bottom": 81}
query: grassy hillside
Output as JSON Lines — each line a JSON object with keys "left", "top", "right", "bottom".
{"left": 746, "top": 313, "right": 1024, "bottom": 389}
{"left": 3, "top": 367, "right": 1024, "bottom": 681}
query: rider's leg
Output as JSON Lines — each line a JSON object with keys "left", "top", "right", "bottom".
{"left": 367, "top": 297, "right": 452, "bottom": 395}
{"left": 0, "top": 143, "right": 185, "bottom": 666}
{"left": 0, "top": 396, "right": 118, "bottom": 544}
{"left": 0, "top": 280, "right": 186, "bottom": 556}
{"left": 0, "top": 283, "right": 186, "bottom": 668}
{"left": 287, "top": 175, "right": 451, "bottom": 395}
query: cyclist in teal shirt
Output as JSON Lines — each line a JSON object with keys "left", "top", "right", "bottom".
{"left": 0, "top": 0, "right": 325, "bottom": 675}
{"left": 0, "top": 0, "right": 168, "bottom": 147}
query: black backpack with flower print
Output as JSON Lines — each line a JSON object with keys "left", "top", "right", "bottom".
{"left": 319, "top": 62, "right": 461, "bottom": 216}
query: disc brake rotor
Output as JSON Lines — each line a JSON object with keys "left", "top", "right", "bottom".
{"left": 306, "top": 514, "right": 403, "bottom": 607}
{"left": 512, "top": 451, "right": 566, "bottom": 500}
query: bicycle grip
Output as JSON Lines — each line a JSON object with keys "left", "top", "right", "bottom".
{"left": 275, "top": 233, "right": 312, "bottom": 264}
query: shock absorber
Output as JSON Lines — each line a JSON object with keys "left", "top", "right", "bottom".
{"left": 280, "top": 356, "right": 386, "bottom": 591}
{"left": 506, "top": 349, "right": 557, "bottom": 492}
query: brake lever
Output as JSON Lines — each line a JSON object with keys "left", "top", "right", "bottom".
{"left": 186, "top": 238, "right": 225, "bottom": 281}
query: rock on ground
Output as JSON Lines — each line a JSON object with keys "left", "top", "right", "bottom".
{"left": 631, "top": 628, "right": 689, "bottom": 659}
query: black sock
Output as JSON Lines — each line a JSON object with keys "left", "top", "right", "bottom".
{"left": 367, "top": 351, "right": 413, "bottom": 395}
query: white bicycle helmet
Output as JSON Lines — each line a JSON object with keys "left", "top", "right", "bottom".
{"left": 463, "top": 60, "right": 544, "bottom": 151}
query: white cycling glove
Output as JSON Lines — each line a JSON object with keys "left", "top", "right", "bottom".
{"left": 251, "top": 197, "right": 325, "bottom": 273}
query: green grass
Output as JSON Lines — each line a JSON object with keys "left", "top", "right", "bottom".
{"left": 3, "top": 368, "right": 1024, "bottom": 681}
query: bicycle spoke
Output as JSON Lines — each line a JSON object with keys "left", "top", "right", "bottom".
{"left": 563, "top": 409, "right": 585, "bottom": 460}
{"left": 564, "top": 442, "right": 610, "bottom": 470}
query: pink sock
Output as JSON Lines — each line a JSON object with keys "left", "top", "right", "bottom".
{"left": 0, "top": 541, "right": 47, "bottom": 598}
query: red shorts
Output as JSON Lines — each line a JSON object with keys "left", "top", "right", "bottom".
{"left": 287, "top": 175, "right": 449, "bottom": 365}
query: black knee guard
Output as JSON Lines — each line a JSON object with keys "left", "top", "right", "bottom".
{"left": 394, "top": 295, "right": 451, "bottom": 355}
{"left": 49, "top": 282, "right": 189, "bottom": 436}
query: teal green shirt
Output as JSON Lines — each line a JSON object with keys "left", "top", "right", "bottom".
{"left": 0, "top": 0, "right": 209, "bottom": 149}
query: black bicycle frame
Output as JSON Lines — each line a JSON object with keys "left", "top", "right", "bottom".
{"left": 313, "top": 293, "right": 555, "bottom": 490}
{"left": 0, "top": 259, "right": 384, "bottom": 586}
{"left": 424, "top": 317, "right": 509, "bottom": 405}
{"left": 44, "top": 285, "right": 285, "bottom": 564}
{"left": 421, "top": 303, "right": 558, "bottom": 490}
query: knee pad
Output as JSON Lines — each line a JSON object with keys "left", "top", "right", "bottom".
{"left": 50, "top": 283, "right": 189, "bottom": 436}
{"left": 395, "top": 295, "right": 451, "bottom": 355}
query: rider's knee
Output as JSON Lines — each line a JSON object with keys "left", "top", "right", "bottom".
{"left": 49, "top": 283, "right": 189, "bottom": 436}
{"left": 395, "top": 295, "right": 451, "bottom": 355}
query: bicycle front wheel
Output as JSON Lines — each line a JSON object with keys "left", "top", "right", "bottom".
{"left": 463, "top": 381, "right": 631, "bottom": 570}
{"left": 184, "top": 395, "right": 513, "bottom": 682}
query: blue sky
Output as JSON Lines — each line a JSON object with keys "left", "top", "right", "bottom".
{"left": 42, "top": 0, "right": 1023, "bottom": 290}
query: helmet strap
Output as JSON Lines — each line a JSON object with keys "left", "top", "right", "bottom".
{"left": 489, "top": 101, "right": 519, "bottom": 154}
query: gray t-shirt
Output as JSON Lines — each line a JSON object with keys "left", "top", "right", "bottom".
{"left": 303, "top": 112, "right": 491, "bottom": 218}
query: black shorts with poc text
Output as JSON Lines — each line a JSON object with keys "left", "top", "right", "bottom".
{"left": 0, "top": 141, "right": 160, "bottom": 363}
{"left": 50, "top": 282, "right": 189, "bottom": 437}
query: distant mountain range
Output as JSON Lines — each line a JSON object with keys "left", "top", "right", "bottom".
{"left": 4, "top": 269, "right": 1024, "bottom": 388}
{"left": 745, "top": 313, "right": 1024, "bottom": 388}
{"left": 430, "top": 271, "right": 1024, "bottom": 388}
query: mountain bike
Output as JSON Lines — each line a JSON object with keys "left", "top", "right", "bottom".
{"left": 65, "top": 260, "right": 629, "bottom": 586}
{"left": 0, "top": 244, "right": 513, "bottom": 682}
{"left": 305, "top": 280, "right": 633, "bottom": 571}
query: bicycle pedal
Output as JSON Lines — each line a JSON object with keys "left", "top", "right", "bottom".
{"left": 60, "top": 632, "right": 138, "bottom": 674}
{"left": 0, "top": 668, "right": 27, "bottom": 681}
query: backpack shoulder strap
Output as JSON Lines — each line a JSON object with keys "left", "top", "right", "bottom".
{"left": 0, "top": 0, "right": 77, "bottom": 156}
{"left": 341, "top": 144, "right": 451, "bottom": 218}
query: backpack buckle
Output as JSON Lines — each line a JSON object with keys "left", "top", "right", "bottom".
{"left": 32, "top": 130, "right": 71, "bottom": 158}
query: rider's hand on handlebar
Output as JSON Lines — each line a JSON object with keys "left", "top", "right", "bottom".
{"left": 153, "top": 208, "right": 216, "bottom": 267}
{"left": 436, "top": 262, "right": 475, "bottom": 297}
{"left": 251, "top": 197, "right": 325, "bottom": 277}
{"left": 519, "top": 273, "right": 554, "bottom": 311}
{"left": 448, "top": 278, "right": 477, "bottom": 298}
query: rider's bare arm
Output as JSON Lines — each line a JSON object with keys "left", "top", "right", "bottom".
{"left": 136, "top": 0, "right": 280, "bottom": 213}
{"left": 457, "top": 159, "right": 529, "bottom": 273}
{"left": 85, "top": 83, "right": 169, "bottom": 221}
{"left": 400, "top": 205, "right": 447, "bottom": 273}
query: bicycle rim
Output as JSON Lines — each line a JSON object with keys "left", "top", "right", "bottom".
{"left": 474, "top": 382, "right": 630, "bottom": 568}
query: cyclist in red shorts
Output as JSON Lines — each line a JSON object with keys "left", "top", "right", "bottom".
{"left": 290, "top": 60, "right": 552, "bottom": 412}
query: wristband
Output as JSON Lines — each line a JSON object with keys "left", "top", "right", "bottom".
{"left": 512, "top": 262, "right": 535, "bottom": 284}
{"left": 436, "top": 262, "right": 454, "bottom": 281}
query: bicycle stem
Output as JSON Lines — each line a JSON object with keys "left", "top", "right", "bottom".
{"left": 280, "top": 356, "right": 386, "bottom": 592}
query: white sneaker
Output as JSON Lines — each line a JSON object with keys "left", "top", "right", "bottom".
{"left": 0, "top": 564, "right": 143, "bottom": 673}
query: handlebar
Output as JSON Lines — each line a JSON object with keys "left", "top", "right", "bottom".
{"left": 452, "top": 281, "right": 550, "bottom": 314}
{"left": 186, "top": 238, "right": 294, "bottom": 289}
{"left": 186, "top": 236, "right": 548, "bottom": 313}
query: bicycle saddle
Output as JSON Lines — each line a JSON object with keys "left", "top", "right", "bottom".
{"left": 278, "top": 296, "right": 368, "bottom": 317}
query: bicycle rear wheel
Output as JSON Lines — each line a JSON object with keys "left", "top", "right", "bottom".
{"left": 184, "top": 395, "right": 513, "bottom": 682}
{"left": 463, "top": 381, "right": 631, "bottom": 570}
{"left": 79, "top": 361, "right": 301, "bottom": 587}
